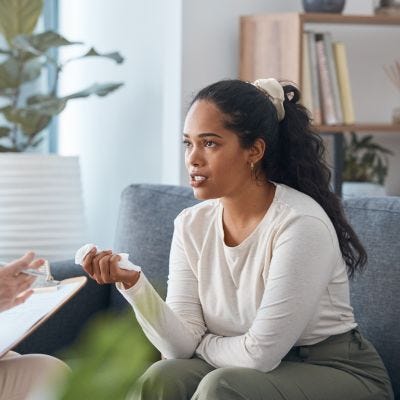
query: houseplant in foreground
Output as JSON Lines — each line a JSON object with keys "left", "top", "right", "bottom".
{"left": 342, "top": 132, "right": 393, "bottom": 198}
{"left": 0, "top": 0, "right": 124, "bottom": 261}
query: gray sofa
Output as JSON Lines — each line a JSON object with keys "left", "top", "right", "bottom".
{"left": 16, "top": 184, "right": 399, "bottom": 399}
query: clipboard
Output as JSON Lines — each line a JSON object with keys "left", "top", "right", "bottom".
{"left": 0, "top": 276, "right": 87, "bottom": 358}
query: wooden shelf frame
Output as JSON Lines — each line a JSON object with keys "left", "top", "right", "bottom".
{"left": 314, "top": 124, "right": 400, "bottom": 133}
{"left": 300, "top": 12, "right": 400, "bottom": 25}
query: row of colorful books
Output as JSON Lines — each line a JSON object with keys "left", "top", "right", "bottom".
{"left": 302, "top": 31, "right": 355, "bottom": 126}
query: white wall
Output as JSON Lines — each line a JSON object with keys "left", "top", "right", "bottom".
{"left": 59, "top": 0, "right": 166, "bottom": 247}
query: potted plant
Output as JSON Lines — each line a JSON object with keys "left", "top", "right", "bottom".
{"left": 342, "top": 132, "right": 394, "bottom": 198}
{"left": 0, "top": 0, "right": 124, "bottom": 261}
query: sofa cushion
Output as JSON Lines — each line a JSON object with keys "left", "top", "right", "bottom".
{"left": 343, "top": 196, "right": 400, "bottom": 398}
{"left": 112, "top": 184, "right": 197, "bottom": 308}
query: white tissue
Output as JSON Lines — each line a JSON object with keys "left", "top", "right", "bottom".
{"left": 75, "top": 243, "right": 141, "bottom": 272}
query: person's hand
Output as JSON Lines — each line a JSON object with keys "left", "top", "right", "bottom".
{"left": 0, "top": 252, "right": 45, "bottom": 312}
{"left": 82, "top": 248, "right": 140, "bottom": 289}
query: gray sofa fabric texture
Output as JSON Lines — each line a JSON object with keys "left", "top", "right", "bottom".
{"left": 15, "top": 184, "right": 399, "bottom": 398}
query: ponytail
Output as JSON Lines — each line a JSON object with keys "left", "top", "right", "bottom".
{"left": 271, "top": 84, "right": 367, "bottom": 278}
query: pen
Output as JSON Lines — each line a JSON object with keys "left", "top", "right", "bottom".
{"left": 0, "top": 261, "right": 48, "bottom": 278}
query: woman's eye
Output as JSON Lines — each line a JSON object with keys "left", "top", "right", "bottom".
{"left": 182, "top": 140, "right": 191, "bottom": 148}
{"left": 204, "top": 140, "right": 216, "bottom": 147}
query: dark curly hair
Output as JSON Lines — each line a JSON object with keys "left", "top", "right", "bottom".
{"left": 191, "top": 79, "right": 367, "bottom": 278}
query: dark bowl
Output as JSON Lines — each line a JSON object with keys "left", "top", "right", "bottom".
{"left": 302, "top": 0, "right": 346, "bottom": 13}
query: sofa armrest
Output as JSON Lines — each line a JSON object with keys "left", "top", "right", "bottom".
{"left": 15, "top": 259, "right": 112, "bottom": 356}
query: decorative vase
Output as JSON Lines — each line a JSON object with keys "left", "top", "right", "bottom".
{"left": 0, "top": 154, "right": 87, "bottom": 262}
{"left": 342, "top": 182, "right": 386, "bottom": 199}
{"left": 302, "top": 0, "right": 346, "bottom": 13}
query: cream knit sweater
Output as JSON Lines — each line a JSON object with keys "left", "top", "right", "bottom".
{"left": 117, "top": 183, "right": 357, "bottom": 372}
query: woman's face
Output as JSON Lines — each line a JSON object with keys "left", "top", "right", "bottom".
{"left": 183, "top": 100, "right": 254, "bottom": 200}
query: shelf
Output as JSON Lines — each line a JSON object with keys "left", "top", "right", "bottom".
{"left": 314, "top": 124, "right": 400, "bottom": 133}
{"left": 300, "top": 13, "right": 400, "bottom": 26}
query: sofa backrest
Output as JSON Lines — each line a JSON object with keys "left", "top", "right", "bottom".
{"left": 343, "top": 196, "right": 400, "bottom": 398}
{"left": 113, "top": 184, "right": 399, "bottom": 398}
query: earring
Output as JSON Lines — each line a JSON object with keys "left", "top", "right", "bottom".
{"left": 250, "top": 162, "right": 254, "bottom": 171}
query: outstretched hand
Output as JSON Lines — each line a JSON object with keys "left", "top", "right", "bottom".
{"left": 0, "top": 252, "right": 45, "bottom": 312}
{"left": 82, "top": 248, "right": 140, "bottom": 289}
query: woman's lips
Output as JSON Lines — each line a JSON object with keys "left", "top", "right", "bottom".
{"left": 190, "top": 175, "right": 208, "bottom": 187}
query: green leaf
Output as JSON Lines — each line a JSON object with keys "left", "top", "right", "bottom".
{"left": 64, "top": 82, "right": 123, "bottom": 100}
{"left": 0, "top": 126, "right": 10, "bottom": 137}
{"left": 78, "top": 47, "right": 124, "bottom": 64}
{"left": 0, "top": 57, "right": 42, "bottom": 89}
{"left": 28, "top": 96, "right": 67, "bottom": 116}
{"left": 2, "top": 106, "right": 51, "bottom": 136}
{"left": 13, "top": 31, "right": 81, "bottom": 54}
{"left": 0, "top": 0, "right": 43, "bottom": 45}
{"left": 0, "top": 58, "right": 20, "bottom": 89}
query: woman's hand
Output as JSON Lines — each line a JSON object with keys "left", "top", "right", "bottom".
{"left": 0, "top": 252, "right": 45, "bottom": 312}
{"left": 82, "top": 248, "right": 140, "bottom": 289}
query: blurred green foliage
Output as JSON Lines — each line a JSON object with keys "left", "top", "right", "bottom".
{"left": 56, "top": 310, "right": 159, "bottom": 400}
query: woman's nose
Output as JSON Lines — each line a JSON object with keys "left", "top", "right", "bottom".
{"left": 186, "top": 145, "right": 203, "bottom": 167}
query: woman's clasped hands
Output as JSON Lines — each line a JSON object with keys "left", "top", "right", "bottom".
{"left": 82, "top": 248, "right": 140, "bottom": 289}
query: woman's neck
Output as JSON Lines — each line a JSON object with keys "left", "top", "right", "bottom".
{"left": 221, "top": 180, "right": 276, "bottom": 246}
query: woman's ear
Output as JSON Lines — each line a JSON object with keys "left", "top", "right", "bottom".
{"left": 248, "top": 138, "right": 266, "bottom": 164}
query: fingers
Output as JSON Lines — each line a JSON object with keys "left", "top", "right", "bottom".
{"left": 28, "top": 258, "right": 46, "bottom": 270}
{"left": 99, "top": 254, "right": 112, "bottom": 283}
{"left": 109, "top": 254, "right": 122, "bottom": 281}
{"left": 7, "top": 251, "right": 36, "bottom": 274}
{"left": 82, "top": 247, "right": 97, "bottom": 276}
{"left": 17, "top": 276, "right": 36, "bottom": 294}
{"left": 92, "top": 250, "right": 112, "bottom": 284}
{"left": 14, "top": 289, "right": 34, "bottom": 307}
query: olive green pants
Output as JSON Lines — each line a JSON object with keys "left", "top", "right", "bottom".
{"left": 129, "top": 329, "right": 394, "bottom": 400}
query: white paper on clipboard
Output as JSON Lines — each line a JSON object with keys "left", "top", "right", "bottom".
{"left": 0, "top": 276, "right": 86, "bottom": 358}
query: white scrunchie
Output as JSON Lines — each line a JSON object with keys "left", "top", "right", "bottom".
{"left": 253, "top": 78, "right": 285, "bottom": 122}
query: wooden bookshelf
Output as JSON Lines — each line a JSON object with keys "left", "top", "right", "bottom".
{"left": 239, "top": 13, "right": 400, "bottom": 195}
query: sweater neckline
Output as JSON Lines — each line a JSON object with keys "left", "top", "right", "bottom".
{"left": 217, "top": 182, "right": 281, "bottom": 251}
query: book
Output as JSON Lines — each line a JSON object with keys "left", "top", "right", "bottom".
{"left": 301, "top": 32, "right": 313, "bottom": 114}
{"left": 323, "top": 31, "right": 343, "bottom": 124}
{"left": 307, "top": 31, "right": 322, "bottom": 125}
{"left": 315, "top": 33, "right": 338, "bottom": 125}
{"left": 0, "top": 276, "right": 87, "bottom": 357}
{"left": 333, "top": 41, "right": 355, "bottom": 124}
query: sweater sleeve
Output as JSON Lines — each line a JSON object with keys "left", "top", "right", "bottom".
{"left": 117, "top": 213, "right": 206, "bottom": 359}
{"left": 195, "top": 215, "right": 340, "bottom": 372}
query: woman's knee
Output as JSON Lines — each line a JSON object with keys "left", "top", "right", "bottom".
{"left": 193, "top": 367, "right": 283, "bottom": 400}
{"left": 130, "top": 359, "right": 210, "bottom": 400}
{"left": 194, "top": 368, "right": 250, "bottom": 399}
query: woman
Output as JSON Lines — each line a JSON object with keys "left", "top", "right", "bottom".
{"left": 82, "top": 79, "right": 394, "bottom": 399}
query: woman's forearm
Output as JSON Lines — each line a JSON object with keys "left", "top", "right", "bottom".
{"left": 117, "top": 273, "right": 205, "bottom": 358}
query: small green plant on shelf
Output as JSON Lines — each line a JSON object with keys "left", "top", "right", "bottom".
{"left": 343, "top": 132, "right": 394, "bottom": 185}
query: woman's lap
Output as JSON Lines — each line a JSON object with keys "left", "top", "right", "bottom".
{"left": 129, "top": 330, "right": 393, "bottom": 400}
